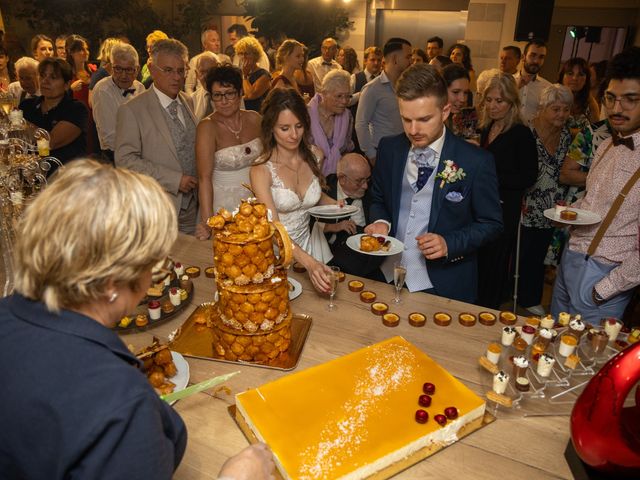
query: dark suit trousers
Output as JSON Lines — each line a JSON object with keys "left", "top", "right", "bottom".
{"left": 517, "top": 226, "right": 554, "bottom": 308}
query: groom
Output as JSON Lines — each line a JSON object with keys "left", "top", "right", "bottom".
{"left": 365, "top": 64, "right": 503, "bottom": 303}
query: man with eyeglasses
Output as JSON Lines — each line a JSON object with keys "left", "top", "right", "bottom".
{"left": 92, "top": 44, "right": 144, "bottom": 164}
{"left": 116, "top": 39, "right": 199, "bottom": 235}
{"left": 308, "top": 38, "right": 342, "bottom": 92}
{"left": 551, "top": 47, "right": 640, "bottom": 324}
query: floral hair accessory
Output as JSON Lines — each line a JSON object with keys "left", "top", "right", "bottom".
{"left": 436, "top": 160, "right": 466, "bottom": 189}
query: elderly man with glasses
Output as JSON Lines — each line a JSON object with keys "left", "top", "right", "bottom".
{"left": 92, "top": 43, "right": 144, "bottom": 164}
{"left": 115, "top": 39, "right": 199, "bottom": 234}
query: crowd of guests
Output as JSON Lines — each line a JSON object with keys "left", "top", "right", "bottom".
{"left": 1, "top": 23, "right": 640, "bottom": 479}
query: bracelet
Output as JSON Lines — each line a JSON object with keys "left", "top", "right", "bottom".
{"left": 592, "top": 287, "right": 605, "bottom": 305}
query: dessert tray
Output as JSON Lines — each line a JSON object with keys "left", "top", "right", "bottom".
{"left": 346, "top": 233, "right": 404, "bottom": 256}
{"left": 308, "top": 204, "right": 360, "bottom": 219}
{"left": 169, "top": 303, "right": 312, "bottom": 371}
{"left": 543, "top": 207, "right": 601, "bottom": 225}
{"left": 479, "top": 319, "right": 630, "bottom": 418}
{"left": 114, "top": 274, "right": 194, "bottom": 333}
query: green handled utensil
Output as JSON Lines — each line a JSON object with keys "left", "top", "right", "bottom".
{"left": 162, "top": 371, "right": 240, "bottom": 404}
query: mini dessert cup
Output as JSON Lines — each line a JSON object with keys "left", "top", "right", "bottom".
{"left": 531, "top": 342, "right": 546, "bottom": 359}
{"left": 559, "top": 334, "right": 578, "bottom": 357}
{"left": 493, "top": 370, "right": 509, "bottom": 395}
{"left": 486, "top": 343, "right": 502, "bottom": 364}
{"left": 602, "top": 317, "right": 623, "bottom": 342}
{"left": 179, "top": 274, "right": 192, "bottom": 291}
{"left": 501, "top": 326, "right": 517, "bottom": 346}
{"left": 537, "top": 327, "right": 554, "bottom": 347}
{"left": 558, "top": 312, "right": 571, "bottom": 327}
{"left": 148, "top": 300, "right": 161, "bottom": 320}
{"left": 520, "top": 325, "right": 536, "bottom": 345}
{"left": 591, "top": 330, "right": 609, "bottom": 354}
{"left": 536, "top": 354, "right": 556, "bottom": 377}
{"left": 555, "top": 201, "right": 567, "bottom": 216}
{"left": 169, "top": 287, "right": 181, "bottom": 306}
{"left": 515, "top": 377, "right": 530, "bottom": 392}
{"left": 540, "top": 314, "right": 555, "bottom": 329}
{"left": 513, "top": 337, "right": 528, "bottom": 352}
{"left": 569, "top": 316, "right": 586, "bottom": 338}
{"left": 512, "top": 355, "right": 529, "bottom": 378}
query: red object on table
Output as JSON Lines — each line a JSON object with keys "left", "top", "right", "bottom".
{"left": 570, "top": 341, "right": 640, "bottom": 476}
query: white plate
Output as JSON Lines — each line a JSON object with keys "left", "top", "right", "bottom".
{"left": 543, "top": 208, "right": 602, "bottom": 226}
{"left": 308, "top": 204, "right": 360, "bottom": 219}
{"left": 346, "top": 234, "right": 404, "bottom": 256}
{"left": 169, "top": 351, "right": 190, "bottom": 405}
{"left": 288, "top": 277, "right": 302, "bottom": 300}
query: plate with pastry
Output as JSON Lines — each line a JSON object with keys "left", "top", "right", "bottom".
{"left": 137, "top": 339, "right": 190, "bottom": 405}
{"left": 543, "top": 207, "right": 601, "bottom": 226}
{"left": 308, "top": 204, "right": 360, "bottom": 219}
{"left": 346, "top": 233, "right": 404, "bottom": 256}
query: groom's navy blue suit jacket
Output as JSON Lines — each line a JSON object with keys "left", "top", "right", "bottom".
{"left": 369, "top": 129, "right": 503, "bottom": 303}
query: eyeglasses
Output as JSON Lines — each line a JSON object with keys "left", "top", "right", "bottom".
{"left": 113, "top": 66, "right": 136, "bottom": 75}
{"left": 603, "top": 93, "right": 640, "bottom": 111}
{"left": 344, "top": 174, "right": 370, "bottom": 186}
{"left": 153, "top": 64, "right": 188, "bottom": 77}
{"left": 211, "top": 91, "right": 239, "bottom": 102}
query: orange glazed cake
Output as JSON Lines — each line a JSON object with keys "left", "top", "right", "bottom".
{"left": 235, "top": 336, "right": 486, "bottom": 479}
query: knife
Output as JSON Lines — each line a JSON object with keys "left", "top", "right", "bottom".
{"left": 162, "top": 371, "right": 240, "bottom": 404}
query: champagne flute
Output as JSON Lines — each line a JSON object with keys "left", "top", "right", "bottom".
{"left": 327, "top": 266, "right": 340, "bottom": 311}
{"left": 393, "top": 262, "right": 406, "bottom": 304}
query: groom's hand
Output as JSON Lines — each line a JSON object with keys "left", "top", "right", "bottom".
{"left": 416, "top": 233, "right": 448, "bottom": 260}
{"left": 364, "top": 222, "right": 389, "bottom": 236}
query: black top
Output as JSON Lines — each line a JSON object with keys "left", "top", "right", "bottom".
{"left": 481, "top": 122, "right": 538, "bottom": 234}
{"left": 244, "top": 68, "right": 271, "bottom": 112}
{"left": 20, "top": 93, "right": 88, "bottom": 174}
{"left": 0, "top": 294, "right": 187, "bottom": 479}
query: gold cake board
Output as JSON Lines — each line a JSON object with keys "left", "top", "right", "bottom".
{"left": 228, "top": 405, "right": 496, "bottom": 479}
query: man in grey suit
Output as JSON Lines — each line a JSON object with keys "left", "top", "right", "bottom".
{"left": 115, "top": 39, "right": 198, "bottom": 234}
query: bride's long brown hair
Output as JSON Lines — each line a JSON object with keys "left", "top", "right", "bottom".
{"left": 256, "top": 87, "right": 326, "bottom": 189}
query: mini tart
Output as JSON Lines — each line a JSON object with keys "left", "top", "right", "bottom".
{"left": 560, "top": 209, "right": 577, "bottom": 220}
{"left": 382, "top": 313, "right": 400, "bottom": 327}
{"left": 499, "top": 311, "right": 517, "bottom": 325}
{"left": 515, "top": 377, "right": 530, "bottom": 392}
{"left": 135, "top": 314, "right": 149, "bottom": 327}
{"left": 337, "top": 271, "right": 346, "bottom": 282}
{"left": 478, "top": 311, "right": 496, "bottom": 326}
{"left": 348, "top": 280, "right": 364, "bottom": 292}
{"left": 371, "top": 302, "right": 389, "bottom": 315}
{"left": 458, "top": 312, "right": 477, "bottom": 327}
{"left": 205, "top": 266, "right": 216, "bottom": 278}
{"left": 408, "top": 312, "right": 427, "bottom": 327}
{"left": 161, "top": 300, "right": 175, "bottom": 314}
{"left": 292, "top": 262, "right": 306, "bottom": 273}
{"left": 185, "top": 266, "right": 201, "bottom": 278}
{"left": 433, "top": 312, "right": 452, "bottom": 326}
{"left": 360, "top": 290, "right": 377, "bottom": 303}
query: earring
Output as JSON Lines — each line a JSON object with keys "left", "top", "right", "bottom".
{"left": 109, "top": 292, "right": 118, "bottom": 303}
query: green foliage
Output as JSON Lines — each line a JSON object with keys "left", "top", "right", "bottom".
{"left": 242, "top": 0, "right": 353, "bottom": 55}
{"left": 4, "top": 0, "right": 221, "bottom": 59}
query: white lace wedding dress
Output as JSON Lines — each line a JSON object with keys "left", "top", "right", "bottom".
{"left": 266, "top": 161, "right": 333, "bottom": 263}
{"left": 212, "top": 138, "right": 263, "bottom": 213}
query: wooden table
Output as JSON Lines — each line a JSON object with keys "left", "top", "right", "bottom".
{"left": 123, "top": 234, "right": 573, "bottom": 480}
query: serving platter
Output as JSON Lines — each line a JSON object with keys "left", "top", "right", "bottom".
{"left": 308, "top": 204, "right": 360, "bottom": 219}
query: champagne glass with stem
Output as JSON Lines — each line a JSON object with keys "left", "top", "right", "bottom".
{"left": 393, "top": 261, "right": 406, "bottom": 303}
{"left": 327, "top": 266, "right": 340, "bottom": 311}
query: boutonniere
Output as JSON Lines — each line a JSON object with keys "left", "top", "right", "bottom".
{"left": 435, "top": 160, "right": 466, "bottom": 189}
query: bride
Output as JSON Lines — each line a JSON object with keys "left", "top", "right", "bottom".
{"left": 195, "top": 65, "right": 262, "bottom": 240}
{"left": 251, "top": 88, "right": 336, "bottom": 293}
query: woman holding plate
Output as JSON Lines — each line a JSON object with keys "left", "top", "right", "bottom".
{"left": 251, "top": 88, "right": 341, "bottom": 293}
{"left": 0, "top": 159, "right": 274, "bottom": 479}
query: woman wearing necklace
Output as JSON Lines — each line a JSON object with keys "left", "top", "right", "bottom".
{"left": 271, "top": 40, "right": 305, "bottom": 92}
{"left": 234, "top": 36, "right": 271, "bottom": 112}
{"left": 307, "top": 69, "right": 354, "bottom": 176}
{"left": 195, "top": 65, "right": 263, "bottom": 240}
{"left": 251, "top": 88, "right": 336, "bottom": 294}
{"left": 476, "top": 73, "right": 538, "bottom": 309}
{"left": 20, "top": 57, "right": 88, "bottom": 176}
{"left": 518, "top": 85, "right": 573, "bottom": 316}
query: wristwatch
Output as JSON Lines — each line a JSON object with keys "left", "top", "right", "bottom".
{"left": 592, "top": 287, "right": 605, "bottom": 305}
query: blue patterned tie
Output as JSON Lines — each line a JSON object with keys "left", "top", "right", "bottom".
{"left": 414, "top": 148, "right": 435, "bottom": 191}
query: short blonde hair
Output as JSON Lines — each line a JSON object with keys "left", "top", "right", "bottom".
{"left": 14, "top": 160, "right": 177, "bottom": 312}
{"left": 235, "top": 36, "right": 264, "bottom": 61}
{"left": 146, "top": 30, "right": 169, "bottom": 46}
{"left": 479, "top": 72, "right": 522, "bottom": 130}
{"left": 97, "top": 37, "right": 123, "bottom": 64}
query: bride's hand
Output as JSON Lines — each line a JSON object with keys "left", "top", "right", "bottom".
{"left": 307, "top": 260, "right": 331, "bottom": 294}
{"left": 195, "top": 222, "right": 211, "bottom": 240}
